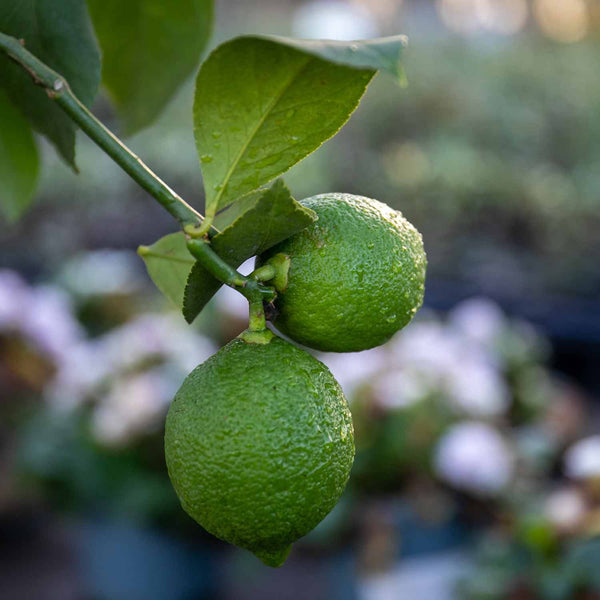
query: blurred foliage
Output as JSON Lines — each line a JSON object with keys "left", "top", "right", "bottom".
{"left": 458, "top": 532, "right": 600, "bottom": 599}
{"left": 325, "top": 36, "right": 600, "bottom": 299}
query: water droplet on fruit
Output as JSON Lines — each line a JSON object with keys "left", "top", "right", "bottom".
{"left": 200, "top": 154, "right": 213, "bottom": 163}
{"left": 214, "top": 184, "right": 223, "bottom": 191}
{"left": 386, "top": 314, "right": 397, "bottom": 323}
{"left": 211, "top": 131, "right": 222, "bottom": 139}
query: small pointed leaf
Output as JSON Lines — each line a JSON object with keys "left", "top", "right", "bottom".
{"left": 138, "top": 232, "right": 195, "bottom": 308}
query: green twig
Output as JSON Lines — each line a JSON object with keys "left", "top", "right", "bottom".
{"left": 0, "top": 32, "right": 203, "bottom": 228}
{"left": 0, "top": 31, "right": 277, "bottom": 315}
{"left": 186, "top": 239, "right": 276, "bottom": 332}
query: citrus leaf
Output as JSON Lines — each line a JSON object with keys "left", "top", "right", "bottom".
{"left": 194, "top": 37, "right": 370, "bottom": 217}
{"left": 138, "top": 232, "right": 195, "bottom": 309}
{"left": 195, "top": 35, "right": 407, "bottom": 218}
{"left": 0, "top": 89, "right": 39, "bottom": 222}
{"left": 0, "top": 0, "right": 101, "bottom": 167}
{"left": 88, "top": 0, "right": 213, "bottom": 135}
{"left": 182, "top": 179, "right": 316, "bottom": 322}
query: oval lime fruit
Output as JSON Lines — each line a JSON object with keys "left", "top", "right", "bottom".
{"left": 164, "top": 335, "right": 354, "bottom": 567}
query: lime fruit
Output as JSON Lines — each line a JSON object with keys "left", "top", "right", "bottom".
{"left": 257, "top": 193, "right": 427, "bottom": 352}
{"left": 164, "top": 335, "right": 354, "bottom": 567}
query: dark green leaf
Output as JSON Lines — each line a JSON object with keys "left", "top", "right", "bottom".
{"left": 0, "top": 0, "right": 101, "bottom": 167}
{"left": 138, "top": 232, "right": 195, "bottom": 308}
{"left": 0, "top": 90, "right": 39, "bottom": 221}
{"left": 183, "top": 179, "right": 316, "bottom": 322}
{"left": 214, "top": 180, "right": 317, "bottom": 260}
{"left": 88, "top": 0, "right": 213, "bottom": 135}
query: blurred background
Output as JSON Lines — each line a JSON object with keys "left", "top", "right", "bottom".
{"left": 1, "top": 0, "right": 600, "bottom": 598}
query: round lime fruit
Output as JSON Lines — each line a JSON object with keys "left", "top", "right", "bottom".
{"left": 257, "top": 193, "right": 427, "bottom": 352}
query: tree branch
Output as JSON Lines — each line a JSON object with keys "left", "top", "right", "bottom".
{"left": 0, "top": 32, "right": 203, "bottom": 228}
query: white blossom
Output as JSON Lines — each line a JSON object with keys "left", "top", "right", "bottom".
{"left": 434, "top": 422, "right": 514, "bottom": 496}
{"left": 449, "top": 297, "right": 505, "bottom": 348}
{"left": 92, "top": 369, "right": 178, "bottom": 446}
{"left": 99, "top": 313, "right": 217, "bottom": 374}
{"left": 0, "top": 271, "right": 84, "bottom": 366}
{"left": 565, "top": 435, "right": 600, "bottom": 480}
{"left": 371, "top": 368, "right": 431, "bottom": 410}
{"left": 0, "top": 270, "right": 29, "bottom": 329}
{"left": 389, "top": 319, "right": 508, "bottom": 417}
{"left": 21, "top": 285, "right": 85, "bottom": 365}
{"left": 45, "top": 341, "right": 111, "bottom": 409}
{"left": 544, "top": 488, "right": 585, "bottom": 530}
{"left": 446, "top": 357, "right": 510, "bottom": 417}
{"left": 319, "top": 347, "right": 386, "bottom": 397}
{"left": 46, "top": 313, "right": 217, "bottom": 414}
{"left": 389, "top": 320, "right": 472, "bottom": 378}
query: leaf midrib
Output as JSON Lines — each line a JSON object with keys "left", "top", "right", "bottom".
{"left": 208, "top": 53, "right": 312, "bottom": 213}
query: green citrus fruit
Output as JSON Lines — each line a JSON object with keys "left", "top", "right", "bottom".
{"left": 257, "top": 193, "right": 427, "bottom": 352}
{"left": 164, "top": 335, "right": 354, "bottom": 567}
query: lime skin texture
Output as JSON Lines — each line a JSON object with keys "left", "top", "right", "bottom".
{"left": 258, "top": 193, "right": 427, "bottom": 353}
{"left": 164, "top": 335, "right": 355, "bottom": 567}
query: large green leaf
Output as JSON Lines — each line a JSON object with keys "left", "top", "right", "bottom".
{"left": 137, "top": 232, "right": 195, "bottom": 308}
{"left": 183, "top": 179, "right": 315, "bottom": 322}
{"left": 194, "top": 35, "right": 407, "bottom": 218}
{"left": 194, "top": 39, "right": 363, "bottom": 217}
{"left": 139, "top": 180, "right": 316, "bottom": 320}
{"left": 88, "top": 0, "right": 213, "bottom": 135}
{"left": 0, "top": 0, "right": 101, "bottom": 167}
{"left": 0, "top": 90, "right": 39, "bottom": 221}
